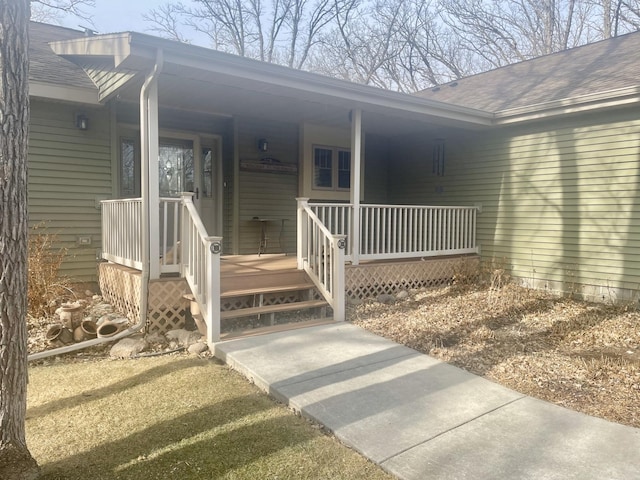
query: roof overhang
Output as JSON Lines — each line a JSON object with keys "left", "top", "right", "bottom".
{"left": 30, "top": 81, "right": 100, "bottom": 105}
{"left": 494, "top": 85, "right": 640, "bottom": 125}
{"left": 50, "top": 33, "right": 494, "bottom": 131}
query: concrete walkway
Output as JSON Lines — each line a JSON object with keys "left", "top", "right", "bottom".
{"left": 214, "top": 323, "right": 640, "bottom": 480}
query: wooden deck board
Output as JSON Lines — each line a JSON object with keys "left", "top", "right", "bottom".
{"left": 221, "top": 254, "right": 297, "bottom": 276}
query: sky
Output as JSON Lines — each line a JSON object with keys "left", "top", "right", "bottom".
{"left": 58, "top": 0, "right": 158, "bottom": 34}
{"left": 56, "top": 0, "right": 208, "bottom": 45}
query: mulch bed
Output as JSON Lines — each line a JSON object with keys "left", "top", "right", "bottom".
{"left": 350, "top": 283, "right": 640, "bottom": 428}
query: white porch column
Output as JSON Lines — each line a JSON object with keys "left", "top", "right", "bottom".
{"left": 141, "top": 50, "right": 163, "bottom": 280}
{"left": 350, "top": 108, "right": 362, "bottom": 266}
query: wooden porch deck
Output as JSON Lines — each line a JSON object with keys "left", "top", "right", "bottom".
{"left": 98, "top": 253, "right": 479, "bottom": 335}
{"left": 220, "top": 252, "right": 480, "bottom": 297}
{"left": 221, "top": 254, "right": 297, "bottom": 276}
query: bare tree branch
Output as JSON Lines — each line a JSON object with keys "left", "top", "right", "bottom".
{"left": 31, "top": 0, "right": 94, "bottom": 24}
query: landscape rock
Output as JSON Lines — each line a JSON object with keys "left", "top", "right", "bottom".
{"left": 347, "top": 297, "right": 363, "bottom": 306}
{"left": 145, "top": 332, "right": 167, "bottom": 346}
{"left": 377, "top": 293, "right": 396, "bottom": 305}
{"left": 110, "top": 336, "right": 147, "bottom": 358}
{"left": 188, "top": 342, "right": 209, "bottom": 356}
{"left": 396, "top": 290, "right": 410, "bottom": 300}
{"left": 166, "top": 328, "right": 202, "bottom": 347}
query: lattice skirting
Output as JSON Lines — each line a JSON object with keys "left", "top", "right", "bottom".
{"left": 346, "top": 255, "right": 479, "bottom": 299}
{"left": 98, "top": 263, "right": 189, "bottom": 333}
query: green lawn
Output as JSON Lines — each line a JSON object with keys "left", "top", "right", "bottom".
{"left": 27, "top": 355, "right": 393, "bottom": 480}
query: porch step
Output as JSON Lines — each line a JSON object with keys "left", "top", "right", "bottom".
{"left": 221, "top": 282, "right": 315, "bottom": 299}
{"left": 220, "top": 317, "right": 335, "bottom": 340}
{"left": 220, "top": 299, "right": 328, "bottom": 320}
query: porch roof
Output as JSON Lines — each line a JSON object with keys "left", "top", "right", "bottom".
{"left": 49, "top": 29, "right": 494, "bottom": 135}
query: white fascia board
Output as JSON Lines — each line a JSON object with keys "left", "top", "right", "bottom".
{"left": 494, "top": 86, "right": 640, "bottom": 124}
{"left": 30, "top": 81, "right": 100, "bottom": 105}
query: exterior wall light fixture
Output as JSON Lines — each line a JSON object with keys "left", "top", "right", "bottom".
{"left": 75, "top": 114, "right": 89, "bottom": 130}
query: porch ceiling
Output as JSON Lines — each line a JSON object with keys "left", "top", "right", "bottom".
{"left": 114, "top": 66, "right": 478, "bottom": 137}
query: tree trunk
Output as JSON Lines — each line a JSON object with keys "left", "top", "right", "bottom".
{"left": 0, "top": 0, "right": 40, "bottom": 478}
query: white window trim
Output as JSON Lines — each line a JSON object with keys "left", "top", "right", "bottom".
{"left": 312, "top": 144, "right": 351, "bottom": 192}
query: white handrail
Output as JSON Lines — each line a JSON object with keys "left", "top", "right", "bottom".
{"left": 297, "top": 198, "right": 346, "bottom": 322}
{"left": 308, "top": 202, "right": 352, "bottom": 259}
{"left": 307, "top": 202, "right": 479, "bottom": 261}
{"left": 181, "top": 194, "right": 221, "bottom": 344}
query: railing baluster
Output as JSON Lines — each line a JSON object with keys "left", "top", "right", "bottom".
{"left": 300, "top": 202, "right": 478, "bottom": 264}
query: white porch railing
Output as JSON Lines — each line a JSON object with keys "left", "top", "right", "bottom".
{"left": 159, "top": 198, "right": 182, "bottom": 274}
{"left": 180, "top": 194, "right": 222, "bottom": 344}
{"left": 308, "top": 203, "right": 352, "bottom": 259}
{"left": 102, "top": 195, "right": 222, "bottom": 343}
{"left": 297, "top": 199, "right": 346, "bottom": 321}
{"left": 359, "top": 204, "right": 478, "bottom": 260}
{"left": 102, "top": 198, "right": 185, "bottom": 274}
{"left": 102, "top": 198, "right": 143, "bottom": 269}
{"left": 307, "top": 202, "right": 479, "bottom": 261}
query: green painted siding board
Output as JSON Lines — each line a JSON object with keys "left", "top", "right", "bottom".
{"left": 388, "top": 108, "right": 640, "bottom": 295}
{"left": 28, "top": 100, "right": 112, "bottom": 283}
{"left": 363, "top": 134, "right": 390, "bottom": 204}
{"left": 235, "top": 116, "right": 299, "bottom": 255}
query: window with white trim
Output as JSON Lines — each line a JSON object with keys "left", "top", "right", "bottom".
{"left": 313, "top": 145, "right": 351, "bottom": 191}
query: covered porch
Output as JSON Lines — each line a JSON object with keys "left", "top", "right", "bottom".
{"left": 52, "top": 30, "right": 488, "bottom": 344}
{"left": 100, "top": 194, "right": 480, "bottom": 342}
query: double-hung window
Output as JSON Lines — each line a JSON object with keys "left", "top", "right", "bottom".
{"left": 313, "top": 145, "right": 351, "bottom": 191}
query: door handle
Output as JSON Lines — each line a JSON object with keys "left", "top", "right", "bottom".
{"left": 195, "top": 187, "right": 199, "bottom": 200}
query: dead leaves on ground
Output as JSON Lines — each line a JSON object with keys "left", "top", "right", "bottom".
{"left": 351, "top": 284, "right": 640, "bottom": 428}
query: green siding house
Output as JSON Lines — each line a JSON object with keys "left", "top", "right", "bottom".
{"left": 28, "top": 21, "right": 640, "bottom": 343}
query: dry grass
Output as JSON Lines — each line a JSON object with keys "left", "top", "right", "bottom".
{"left": 27, "top": 355, "right": 393, "bottom": 480}
{"left": 351, "top": 283, "right": 640, "bottom": 428}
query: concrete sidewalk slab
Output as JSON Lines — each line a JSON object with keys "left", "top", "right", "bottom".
{"left": 215, "top": 323, "right": 417, "bottom": 392}
{"left": 214, "top": 323, "right": 640, "bottom": 480}
{"left": 383, "top": 395, "right": 640, "bottom": 480}
{"left": 275, "top": 352, "right": 522, "bottom": 463}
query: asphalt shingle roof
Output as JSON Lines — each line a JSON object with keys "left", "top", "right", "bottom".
{"left": 30, "top": 20, "right": 640, "bottom": 116}
{"left": 29, "top": 22, "right": 96, "bottom": 90}
{"left": 415, "top": 31, "right": 640, "bottom": 113}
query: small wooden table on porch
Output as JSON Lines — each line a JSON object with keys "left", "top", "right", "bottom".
{"left": 251, "top": 217, "right": 287, "bottom": 255}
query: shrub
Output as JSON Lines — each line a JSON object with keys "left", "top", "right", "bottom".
{"left": 28, "top": 223, "right": 72, "bottom": 318}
